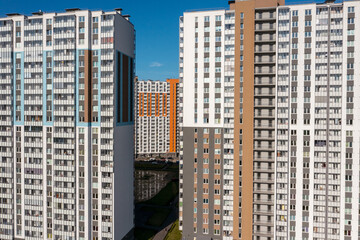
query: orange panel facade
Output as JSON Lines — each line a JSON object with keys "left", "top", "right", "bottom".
{"left": 136, "top": 79, "right": 179, "bottom": 155}
{"left": 167, "top": 79, "right": 179, "bottom": 153}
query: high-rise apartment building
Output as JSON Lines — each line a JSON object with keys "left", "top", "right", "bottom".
{"left": 275, "top": 1, "right": 360, "bottom": 239}
{"left": 180, "top": 0, "right": 360, "bottom": 239}
{"left": 179, "top": 1, "right": 283, "bottom": 239}
{"left": 135, "top": 78, "right": 179, "bottom": 157}
{"left": 0, "top": 8, "right": 135, "bottom": 240}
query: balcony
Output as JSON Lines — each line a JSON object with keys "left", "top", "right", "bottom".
{"left": 255, "top": 47, "right": 275, "bottom": 54}
{"left": 255, "top": 13, "right": 276, "bottom": 21}
{"left": 255, "top": 36, "right": 275, "bottom": 43}
{"left": 253, "top": 165, "right": 274, "bottom": 171}
{"left": 253, "top": 219, "right": 273, "bottom": 226}
{"left": 254, "top": 113, "right": 275, "bottom": 119}
{"left": 253, "top": 176, "right": 274, "bottom": 183}
{"left": 253, "top": 230, "right": 273, "bottom": 237}
{"left": 255, "top": 25, "right": 275, "bottom": 32}
{"left": 254, "top": 124, "right": 275, "bottom": 129}
{"left": 255, "top": 69, "right": 275, "bottom": 76}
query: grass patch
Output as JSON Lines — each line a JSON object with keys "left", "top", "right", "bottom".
{"left": 144, "top": 181, "right": 179, "bottom": 206}
{"left": 134, "top": 227, "right": 156, "bottom": 240}
{"left": 144, "top": 207, "right": 171, "bottom": 227}
{"left": 165, "top": 220, "right": 182, "bottom": 240}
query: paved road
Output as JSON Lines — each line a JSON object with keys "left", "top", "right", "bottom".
{"left": 153, "top": 223, "right": 173, "bottom": 240}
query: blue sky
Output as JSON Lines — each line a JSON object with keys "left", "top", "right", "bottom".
{"left": 1, "top": 0, "right": 325, "bottom": 80}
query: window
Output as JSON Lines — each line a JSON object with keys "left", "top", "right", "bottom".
{"left": 348, "top": 7, "right": 355, "bottom": 13}
{"left": 348, "top": 30, "right": 354, "bottom": 35}
{"left": 215, "top": 15, "right": 221, "bottom": 21}
{"left": 305, "top": 9, "right": 311, "bottom": 15}
{"left": 292, "top": 10, "right": 298, "bottom": 16}
{"left": 79, "top": 16, "right": 85, "bottom": 22}
{"left": 204, "top": 16, "right": 210, "bottom": 22}
{"left": 46, "top": 19, "right": 52, "bottom": 25}
{"left": 93, "top": 17, "right": 99, "bottom": 23}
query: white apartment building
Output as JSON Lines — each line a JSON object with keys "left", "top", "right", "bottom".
{"left": 275, "top": 1, "right": 360, "bottom": 240}
{"left": 179, "top": 1, "right": 283, "bottom": 239}
{"left": 179, "top": 9, "right": 238, "bottom": 240}
{"left": 180, "top": 0, "right": 360, "bottom": 240}
{"left": 135, "top": 79, "right": 179, "bottom": 157}
{"left": 0, "top": 8, "right": 135, "bottom": 240}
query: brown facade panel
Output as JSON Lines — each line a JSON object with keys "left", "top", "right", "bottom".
{"left": 229, "top": 0, "right": 284, "bottom": 239}
{"left": 84, "top": 50, "right": 92, "bottom": 123}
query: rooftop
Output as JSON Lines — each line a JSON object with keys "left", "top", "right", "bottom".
{"left": 1, "top": 8, "right": 130, "bottom": 20}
